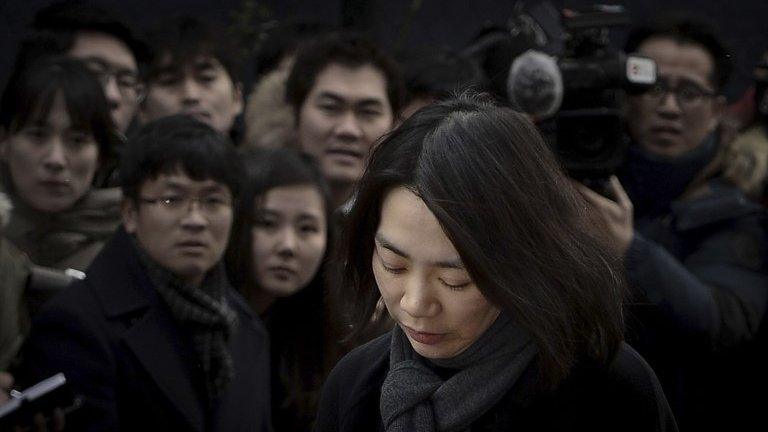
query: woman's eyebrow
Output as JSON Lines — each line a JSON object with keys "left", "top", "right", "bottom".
{"left": 375, "top": 234, "right": 408, "bottom": 259}
{"left": 374, "top": 233, "right": 465, "bottom": 269}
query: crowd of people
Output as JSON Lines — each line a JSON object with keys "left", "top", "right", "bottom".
{"left": 0, "top": 1, "right": 766, "bottom": 431}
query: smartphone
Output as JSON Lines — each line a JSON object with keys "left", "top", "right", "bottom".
{"left": 0, "top": 373, "right": 81, "bottom": 429}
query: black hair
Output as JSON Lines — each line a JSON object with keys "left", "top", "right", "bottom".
{"left": 119, "top": 115, "right": 242, "bottom": 201}
{"left": 143, "top": 15, "right": 242, "bottom": 84}
{"left": 337, "top": 92, "right": 625, "bottom": 388}
{"left": 401, "top": 50, "right": 489, "bottom": 105}
{"left": 625, "top": 16, "right": 732, "bottom": 91}
{"left": 226, "top": 147, "right": 331, "bottom": 292}
{"left": 0, "top": 55, "right": 116, "bottom": 165}
{"left": 285, "top": 32, "right": 405, "bottom": 117}
{"left": 224, "top": 147, "right": 331, "bottom": 428}
{"left": 252, "top": 22, "right": 331, "bottom": 79}
{"left": 30, "top": 0, "right": 146, "bottom": 66}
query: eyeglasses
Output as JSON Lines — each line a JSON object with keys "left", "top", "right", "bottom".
{"left": 139, "top": 195, "right": 232, "bottom": 216}
{"left": 84, "top": 59, "right": 144, "bottom": 98}
{"left": 644, "top": 78, "right": 716, "bottom": 110}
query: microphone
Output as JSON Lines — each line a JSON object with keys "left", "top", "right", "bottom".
{"left": 506, "top": 49, "right": 563, "bottom": 120}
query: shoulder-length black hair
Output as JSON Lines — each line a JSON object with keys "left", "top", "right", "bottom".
{"left": 337, "top": 93, "right": 625, "bottom": 387}
{"left": 226, "top": 147, "right": 332, "bottom": 294}
{"left": 0, "top": 55, "right": 116, "bottom": 165}
{"left": 225, "top": 147, "right": 332, "bottom": 427}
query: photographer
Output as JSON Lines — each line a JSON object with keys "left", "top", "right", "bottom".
{"left": 579, "top": 18, "right": 768, "bottom": 430}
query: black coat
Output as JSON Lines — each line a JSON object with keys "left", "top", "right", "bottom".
{"left": 314, "top": 332, "right": 677, "bottom": 432}
{"left": 624, "top": 179, "right": 768, "bottom": 430}
{"left": 18, "top": 228, "right": 272, "bottom": 432}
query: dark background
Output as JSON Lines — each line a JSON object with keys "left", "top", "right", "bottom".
{"left": 2, "top": 0, "right": 766, "bottom": 101}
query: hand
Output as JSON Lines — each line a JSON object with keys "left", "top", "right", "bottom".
{"left": 1, "top": 371, "right": 12, "bottom": 405}
{"left": 28, "top": 409, "right": 66, "bottom": 432}
{"left": 1, "top": 372, "right": 66, "bottom": 432}
{"left": 575, "top": 176, "right": 635, "bottom": 256}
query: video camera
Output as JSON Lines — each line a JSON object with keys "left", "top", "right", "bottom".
{"left": 465, "top": 1, "right": 656, "bottom": 185}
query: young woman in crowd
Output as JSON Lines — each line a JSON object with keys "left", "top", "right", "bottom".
{"left": 0, "top": 56, "right": 121, "bottom": 372}
{"left": 225, "top": 148, "right": 333, "bottom": 431}
{"left": 0, "top": 55, "right": 121, "bottom": 273}
{"left": 314, "top": 94, "right": 678, "bottom": 431}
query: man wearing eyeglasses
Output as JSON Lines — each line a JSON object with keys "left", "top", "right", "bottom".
{"left": 17, "top": 116, "right": 271, "bottom": 431}
{"left": 29, "top": 1, "right": 145, "bottom": 138}
{"left": 577, "top": 18, "right": 768, "bottom": 431}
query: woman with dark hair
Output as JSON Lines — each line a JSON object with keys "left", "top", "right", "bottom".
{"left": 314, "top": 94, "right": 677, "bottom": 431}
{"left": 0, "top": 55, "right": 120, "bottom": 272}
{"left": 0, "top": 56, "right": 121, "bottom": 370}
{"left": 225, "top": 148, "right": 333, "bottom": 431}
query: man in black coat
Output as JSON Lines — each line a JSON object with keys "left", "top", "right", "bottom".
{"left": 579, "top": 18, "right": 768, "bottom": 431}
{"left": 17, "top": 115, "right": 271, "bottom": 431}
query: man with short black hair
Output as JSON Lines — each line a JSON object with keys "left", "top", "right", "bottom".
{"left": 286, "top": 33, "right": 404, "bottom": 208}
{"left": 19, "top": 115, "right": 271, "bottom": 431}
{"left": 29, "top": 0, "right": 146, "bottom": 136}
{"left": 579, "top": 17, "right": 768, "bottom": 431}
{"left": 140, "top": 16, "right": 243, "bottom": 137}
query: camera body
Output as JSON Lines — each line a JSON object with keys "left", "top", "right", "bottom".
{"left": 467, "top": 2, "right": 655, "bottom": 181}
{"left": 548, "top": 6, "right": 654, "bottom": 181}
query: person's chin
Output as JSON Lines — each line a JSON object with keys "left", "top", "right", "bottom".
{"left": 410, "top": 341, "right": 458, "bottom": 360}
{"left": 643, "top": 137, "right": 687, "bottom": 158}
{"left": 263, "top": 280, "right": 303, "bottom": 298}
{"left": 324, "top": 165, "right": 363, "bottom": 187}
{"left": 170, "top": 258, "right": 214, "bottom": 279}
{"left": 29, "top": 195, "right": 76, "bottom": 213}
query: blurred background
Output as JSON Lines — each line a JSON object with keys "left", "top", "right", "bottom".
{"left": 2, "top": 0, "right": 767, "bottom": 101}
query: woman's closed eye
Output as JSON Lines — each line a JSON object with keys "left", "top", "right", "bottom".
{"left": 378, "top": 255, "right": 406, "bottom": 274}
{"left": 439, "top": 278, "right": 472, "bottom": 291}
{"left": 381, "top": 263, "right": 406, "bottom": 274}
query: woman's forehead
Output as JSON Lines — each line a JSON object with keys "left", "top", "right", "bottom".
{"left": 377, "top": 186, "right": 462, "bottom": 266}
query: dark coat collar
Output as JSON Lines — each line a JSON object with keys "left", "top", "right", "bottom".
{"left": 85, "top": 226, "right": 158, "bottom": 318}
{"left": 83, "top": 226, "right": 247, "bottom": 432}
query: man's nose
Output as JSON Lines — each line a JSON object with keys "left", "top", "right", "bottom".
{"left": 657, "top": 91, "right": 683, "bottom": 116}
{"left": 180, "top": 200, "right": 209, "bottom": 229}
{"left": 334, "top": 111, "right": 364, "bottom": 140}
{"left": 181, "top": 78, "right": 202, "bottom": 104}
{"left": 103, "top": 75, "right": 122, "bottom": 108}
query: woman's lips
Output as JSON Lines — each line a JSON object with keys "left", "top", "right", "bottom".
{"left": 402, "top": 325, "right": 445, "bottom": 345}
{"left": 650, "top": 125, "right": 682, "bottom": 135}
{"left": 267, "top": 266, "right": 297, "bottom": 281}
{"left": 39, "top": 180, "right": 71, "bottom": 194}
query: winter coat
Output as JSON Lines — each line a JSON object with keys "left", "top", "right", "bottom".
{"left": 0, "top": 236, "right": 30, "bottom": 370}
{"left": 18, "top": 227, "right": 272, "bottom": 431}
{"left": 625, "top": 178, "right": 768, "bottom": 431}
{"left": 314, "top": 332, "right": 677, "bottom": 432}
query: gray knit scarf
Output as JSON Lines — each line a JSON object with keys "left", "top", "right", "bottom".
{"left": 380, "top": 313, "right": 537, "bottom": 432}
{"left": 132, "top": 237, "right": 238, "bottom": 407}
